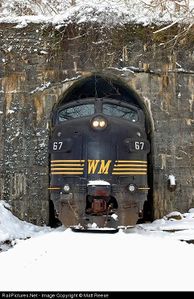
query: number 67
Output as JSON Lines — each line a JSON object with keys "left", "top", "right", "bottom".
{"left": 135, "top": 141, "right": 144, "bottom": 150}
{"left": 53, "top": 141, "right": 63, "bottom": 150}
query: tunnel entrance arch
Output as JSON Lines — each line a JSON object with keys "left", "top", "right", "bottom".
{"left": 53, "top": 74, "right": 148, "bottom": 113}
{"left": 49, "top": 74, "right": 153, "bottom": 226}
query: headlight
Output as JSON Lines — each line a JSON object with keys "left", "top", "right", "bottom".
{"left": 63, "top": 184, "right": 70, "bottom": 192}
{"left": 91, "top": 116, "right": 107, "bottom": 130}
{"left": 128, "top": 184, "right": 136, "bottom": 192}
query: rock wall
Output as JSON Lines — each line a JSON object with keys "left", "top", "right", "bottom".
{"left": 0, "top": 22, "right": 193, "bottom": 224}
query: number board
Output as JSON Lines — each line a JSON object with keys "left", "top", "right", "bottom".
{"left": 49, "top": 139, "right": 73, "bottom": 153}
{"left": 128, "top": 139, "right": 150, "bottom": 153}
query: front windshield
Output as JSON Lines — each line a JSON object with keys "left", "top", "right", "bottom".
{"left": 103, "top": 103, "right": 138, "bottom": 122}
{"left": 58, "top": 103, "right": 95, "bottom": 122}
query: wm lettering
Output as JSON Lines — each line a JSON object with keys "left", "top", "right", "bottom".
{"left": 88, "top": 160, "right": 112, "bottom": 174}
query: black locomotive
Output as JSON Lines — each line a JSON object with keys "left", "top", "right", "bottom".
{"left": 49, "top": 83, "right": 150, "bottom": 229}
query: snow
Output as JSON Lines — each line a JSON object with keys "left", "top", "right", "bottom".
{"left": 7, "top": 109, "right": 15, "bottom": 114}
{"left": 1, "top": 200, "right": 194, "bottom": 291}
{"left": 0, "top": 201, "right": 52, "bottom": 243}
{"left": 0, "top": 0, "right": 194, "bottom": 27}
{"left": 168, "top": 174, "right": 176, "bottom": 186}
{"left": 30, "top": 82, "right": 51, "bottom": 94}
{"left": 87, "top": 180, "right": 110, "bottom": 186}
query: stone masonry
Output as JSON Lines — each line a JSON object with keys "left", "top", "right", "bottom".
{"left": 0, "top": 22, "right": 193, "bottom": 224}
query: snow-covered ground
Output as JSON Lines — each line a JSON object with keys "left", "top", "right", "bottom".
{"left": 1, "top": 200, "right": 194, "bottom": 291}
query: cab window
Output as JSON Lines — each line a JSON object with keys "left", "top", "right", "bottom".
{"left": 103, "top": 103, "right": 138, "bottom": 122}
{"left": 58, "top": 104, "right": 95, "bottom": 122}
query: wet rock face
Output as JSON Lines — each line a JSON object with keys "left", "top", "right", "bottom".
{"left": 0, "top": 22, "right": 193, "bottom": 224}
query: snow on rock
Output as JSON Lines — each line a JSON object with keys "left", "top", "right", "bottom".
{"left": 140, "top": 209, "right": 194, "bottom": 232}
{"left": 111, "top": 213, "right": 118, "bottom": 220}
{"left": 168, "top": 174, "right": 176, "bottom": 186}
{"left": 0, "top": 200, "right": 52, "bottom": 243}
{"left": 7, "top": 110, "right": 15, "bottom": 114}
{"left": 165, "top": 211, "right": 183, "bottom": 220}
{"left": 0, "top": 0, "right": 193, "bottom": 27}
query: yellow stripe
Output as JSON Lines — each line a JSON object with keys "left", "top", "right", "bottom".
{"left": 51, "top": 172, "right": 83, "bottom": 175}
{"left": 138, "top": 187, "right": 150, "bottom": 190}
{"left": 113, "top": 168, "right": 147, "bottom": 171}
{"left": 114, "top": 164, "right": 147, "bottom": 167}
{"left": 50, "top": 164, "right": 84, "bottom": 166}
{"left": 48, "top": 187, "right": 61, "bottom": 190}
{"left": 51, "top": 160, "right": 85, "bottom": 163}
{"left": 51, "top": 168, "right": 84, "bottom": 170}
{"left": 115, "top": 160, "right": 147, "bottom": 163}
{"left": 112, "top": 172, "right": 147, "bottom": 175}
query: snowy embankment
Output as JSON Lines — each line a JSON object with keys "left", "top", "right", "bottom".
{"left": 0, "top": 201, "right": 52, "bottom": 247}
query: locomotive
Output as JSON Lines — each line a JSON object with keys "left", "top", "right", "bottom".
{"left": 49, "top": 87, "right": 150, "bottom": 230}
